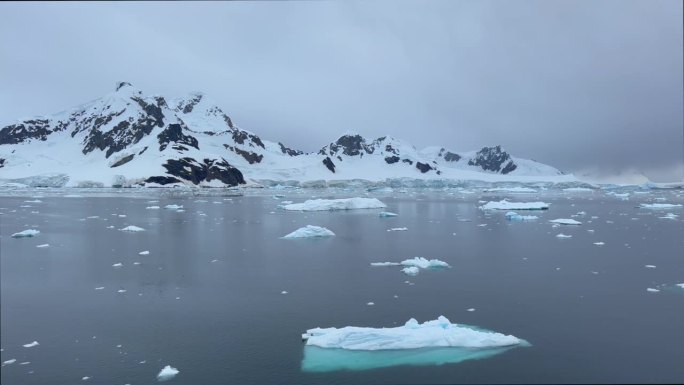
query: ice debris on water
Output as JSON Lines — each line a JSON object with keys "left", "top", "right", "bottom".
{"left": 505, "top": 211, "right": 538, "bottom": 221}
{"left": 556, "top": 233, "right": 572, "bottom": 238}
{"left": 36, "top": 244, "right": 49, "bottom": 248}
{"left": 139, "top": 251, "right": 150, "bottom": 255}
{"left": 112, "top": 263, "right": 123, "bottom": 267}
{"left": 401, "top": 257, "right": 450, "bottom": 269}
{"left": 11, "top": 229, "right": 40, "bottom": 238}
{"left": 639, "top": 203, "right": 682, "bottom": 209}
{"left": 3, "top": 359, "right": 17, "bottom": 365}
{"left": 164, "top": 205, "right": 183, "bottom": 210}
{"left": 593, "top": 242, "right": 605, "bottom": 246}
{"left": 402, "top": 266, "right": 420, "bottom": 276}
{"left": 282, "top": 198, "right": 386, "bottom": 211}
{"left": 479, "top": 200, "right": 549, "bottom": 210}
{"left": 647, "top": 288, "right": 660, "bottom": 293}
{"left": 146, "top": 206, "right": 160, "bottom": 210}
{"left": 157, "top": 365, "right": 179, "bottom": 381}
{"left": 119, "top": 226, "right": 145, "bottom": 232}
{"left": 370, "top": 262, "right": 402, "bottom": 267}
{"left": 22, "top": 341, "right": 39, "bottom": 348}
{"left": 549, "top": 218, "right": 582, "bottom": 225}
{"left": 282, "top": 225, "right": 335, "bottom": 239}
{"left": 387, "top": 227, "right": 408, "bottom": 231}
{"left": 645, "top": 265, "right": 656, "bottom": 269}
{"left": 379, "top": 212, "right": 398, "bottom": 217}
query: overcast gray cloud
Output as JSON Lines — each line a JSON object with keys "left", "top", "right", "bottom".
{"left": 1, "top": 0, "right": 682, "bottom": 181}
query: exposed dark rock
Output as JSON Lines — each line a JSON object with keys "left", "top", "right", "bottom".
{"left": 223, "top": 144, "right": 263, "bottom": 164}
{"left": 337, "top": 156, "right": 342, "bottom": 162}
{"left": 157, "top": 123, "right": 199, "bottom": 151}
{"left": 0, "top": 119, "right": 52, "bottom": 145}
{"left": 172, "top": 145, "right": 188, "bottom": 151}
{"left": 116, "top": 81, "right": 132, "bottom": 91}
{"left": 384, "top": 144, "right": 399, "bottom": 155}
{"left": 279, "top": 142, "right": 303, "bottom": 156}
{"left": 144, "top": 176, "right": 182, "bottom": 185}
{"left": 138, "top": 146, "right": 148, "bottom": 155}
{"left": 0, "top": 158, "right": 4, "bottom": 168}
{"left": 402, "top": 159, "right": 413, "bottom": 165}
{"left": 385, "top": 156, "right": 400, "bottom": 164}
{"left": 322, "top": 156, "right": 336, "bottom": 173}
{"left": 416, "top": 162, "right": 433, "bottom": 173}
{"left": 320, "top": 134, "right": 374, "bottom": 157}
{"left": 231, "top": 130, "right": 265, "bottom": 148}
{"left": 468, "top": 145, "right": 518, "bottom": 174}
{"left": 110, "top": 154, "right": 134, "bottom": 168}
{"left": 162, "top": 157, "right": 244, "bottom": 186}
{"left": 443, "top": 151, "right": 461, "bottom": 162}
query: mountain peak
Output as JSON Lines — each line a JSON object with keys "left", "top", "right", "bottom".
{"left": 115, "top": 81, "right": 133, "bottom": 91}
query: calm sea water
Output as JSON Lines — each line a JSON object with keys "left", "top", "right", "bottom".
{"left": 1, "top": 188, "right": 683, "bottom": 384}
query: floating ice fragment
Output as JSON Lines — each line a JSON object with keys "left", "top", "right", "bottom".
{"left": 36, "top": 244, "right": 49, "bottom": 248}
{"left": 639, "top": 203, "right": 682, "bottom": 209}
{"left": 117, "top": 289, "right": 127, "bottom": 293}
{"left": 2, "top": 359, "right": 16, "bottom": 366}
{"left": 556, "top": 233, "right": 572, "bottom": 238}
{"left": 367, "top": 302, "right": 375, "bottom": 306}
{"left": 402, "top": 266, "right": 420, "bottom": 276}
{"left": 283, "top": 198, "right": 386, "bottom": 211}
{"left": 484, "top": 187, "right": 537, "bottom": 193}
{"left": 282, "top": 225, "right": 335, "bottom": 239}
{"left": 112, "top": 263, "right": 123, "bottom": 267}
{"left": 401, "top": 257, "right": 450, "bottom": 269}
{"left": 164, "top": 205, "right": 183, "bottom": 210}
{"left": 646, "top": 288, "right": 660, "bottom": 293}
{"left": 505, "top": 211, "right": 538, "bottom": 221}
{"left": 24, "top": 200, "right": 42, "bottom": 203}
{"left": 157, "top": 365, "right": 179, "bottom": 381}
{"left": 139, "top": 251, "right": 150, "bottom": 255}
{"left": 593, "top": 242, "right": 605, "bottom": 246}
{"left": 467, "top": 308, "right": 475, "bottom": 312}
{"left": 120, "top": 226, "right": 145, "bottom": 232}
{"left": 22, "top": 341, "right": 39, "bottom": 348}
{"left": 563, "top": 187, "right": 593, "bottom": 192}
{"left": 659, "top": 213, "right": 679, "bottom": 219}
{"left": 549, "top": 218, "right": 582, "bottom": 225}
{"left": 676, "top": 283, "right": 684, "bottom": 289}
{"left": 387, "top": 227, "right": 408, "bottom": 231}
{"left": 281, "top": 291, "right": 288, "bottom": 295}
{"left": 94, "top": 287, "right": 105, "bottom": 290}
{"left": 479, "top": 200, "right": 549, "bottom": 210}
{"left": 645, "top": 265, "right": 656, "bottom": 269}
{"left": 82, "top": 376, "right": 90, "bottom": 381}
{"left": 11, "top": 229, "right": 40, "bottom": 238}
{"left": 379, "top": 212, "right": 398, "bottom": 217}
{"left": 370, "top": 262, "right": 401, "bottom": 267}
{"left": 146, "top": 206, "right": 160, "bottom": 210}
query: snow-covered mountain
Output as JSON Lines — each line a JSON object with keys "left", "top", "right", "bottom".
{"left": 0, "top": 83, "right": 574, "bottom": 187}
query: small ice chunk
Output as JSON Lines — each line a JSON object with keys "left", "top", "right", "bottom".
{"left": 387, "top": 227, "right": 408, "bottom": 231}
{"left": 22, "top": 341, "right": 39, "bottom": 348}
{"left": 659, "top": 213, "right": 679, "bottom": 219}
{"left": 118, "top": 215, "right": 126, "bottom": 218}
{"left": 95, "top": 287, "right": 105, "bottom": 290}
{"left": 157, "top": 365, "right": 179, "bottom": 381}
{"left": 646, "top": 288, "right": 660, "bottom": 293}
{"left": 676, "top": 283, "right": 684, "bottom": 289}
{"left": 281, "top": 291, "right": 288, "bottom": 294}
{"left": 282, "top": 198, "right": 386, "bottom": 211}
{"left": 467, "top": 308, "right": 476, "bottom": 312}
{"left": 505, "top": 211, "right": 538, "bottom": 221}
{"left": 117, "top": 289, "right": 127, "bottom": 293}
{"left": 82, "top": 376, "right": 90, "bottom": 381}
{"left": 146, "top": 206, "right": 160, "bottom": 210}
{"left": 11, "top": 229, "right": 40, "bottom": 238}
{"left": 370, "top": 262, "right": 401, "bottom": 267}
{"left": 367, "top": 302, "right": 375, "bottom": 306}
{"left": 133, "top": 262, "right": 141, "bottom": 265}
{"left": 639, "top": 203, "right": 682, "bottom": 209}
{"left": 556, "top": 233, "right": 572, "bottom": 238}
{"left": 645, "top": 265, "right": 656, "bottom": 269}
{"left": 112, "top": 263, "right": 123, "bottom": 267}
{"left": 549, "top": 218, "right": 582, "bottom": 225}
{"left": 593, "top": 242, "right": 605, "bottom": 246}
{"left": 164, "top": 205, "right": 183, "bottom": 210}
{"left": 36, "top": 244, "right": 49, "bottom": 248}
{"left": 401, "top": 257, "right": 450, "bottom": 269}
{"left": 479, "top": 200, "right": 549, "bottom": 210}
{"left": 139, "top": 251, "right": 150, "bottom": 255}
{"left": 3, "top": 359, "right": 16, "bottom": 365}
{"left": 282, "top": 225, "right": 335, "bottom": 239}
{"left": 379, "top": 212, "right": 398, "bottom": 217}
{"left": 119, "top": 226, "right": 145, "bottom": 232}
{"left": 402, "top": 266, "right": 420, "bottom": 276}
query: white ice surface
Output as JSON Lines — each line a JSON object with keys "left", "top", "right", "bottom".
{"left": 283, "top": 198, "right": 386, "bottom": 211}
{"left": 157, "top": 365, "right": 179, "bottom": 381}
{"left": 402, "top": 266, "right": 420, "bottom": 276}
{"left": 505, "top": 212, "right": 538, "bottom": 221}
{"left": 479, "top": 200, "right": 549, "bottom": 210}
{"left": 303, "top": 316, "right": 523, "bottom": 350}
{"left": 282, "top": 225, "right": 335, "bottom": 239}
{"left": 401, "top": 257, "right": 450, "bottom": 269}
{"left": 639, "top": 203, "right": 682, "bottom": 209}
{"left": 120, "top": 225, "right": 145, "bottom": 232}
{"left": 22, "top": 341, "right": 39, "bottom": 348}
{"left": 11, "top": 229, "right": 40, "bottom": 238}
{"left": 549, "top": 218, "right": 582, "bottom": 225}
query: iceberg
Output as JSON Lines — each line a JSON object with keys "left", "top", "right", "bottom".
{"left": 157, "top": 365, "right": 179, "bottom": 381}
{"left": 479, "top": 200, "right": 549, "bottom": 210}
{"left": 282, "top": 198, "right": 386, "bottom": 211}
{"left": 120, "top": 225, "right": 145, "bottom": 232}
{"left": 282, "top": 225, "right": 335, "bottom": 239}
{"left": 11, "top": 229, "right": 40, "bottom": 238}
{"left": 639, "top": 203, "right": 682, "bottom": 209}
{"left": 401, "top": 257, "right": 450, "bottom": 269}
{"left": 379, "top": 211, "right": 398, "bottom": 217}
{"left": 549, "top": 218, "right": 582, "bottom": 225}
{"left": 505, "top": 211, "right": 538, "bottom": 221}
{"left": 402, "top": 266, "right": 420, "bottom": 276}
{"left": 370, "top": 262, "right": 401, "bottom": 267}
{"left": 302, "top": 316, "right": 524, "bottom": 351}
{"left": 164, "top": 204, "right": 183, "bottom": 210}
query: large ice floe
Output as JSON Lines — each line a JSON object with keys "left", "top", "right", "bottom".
{"left": 282, "top": 225, "right": 335, "bottom": 239}
{"left": 11, "top": 229, "right": 40, "bottom": 238}
{"left": 119, "top": 225, "right": 145, "bottom": 232}
{"left": 401, "top": 257, "right": 450, "bottom": 269}
{"left": 638, "top": 203, "right": 682, "bottom": 209}
{"left": 479, "top": 200, "right": 549, "bottom": 210}
{"left": 301, "top": 316, "right": 527, "bottom": 372}
{"left": 282, "top": 198, "right": 386, "bottom": 211}
{"left": 505, "top": 211, "right": 538, "bottom": 221}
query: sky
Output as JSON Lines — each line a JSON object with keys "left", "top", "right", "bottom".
{"left": 0, "top": 0, "right": 682, "bottom": 181}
